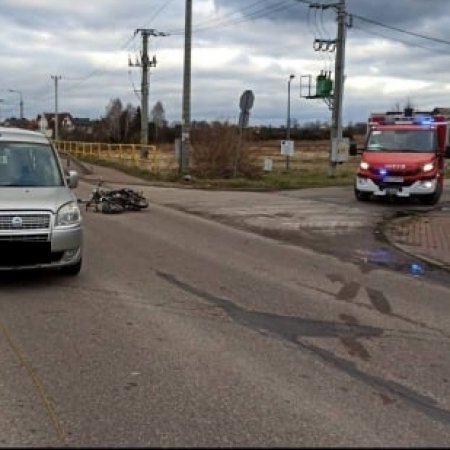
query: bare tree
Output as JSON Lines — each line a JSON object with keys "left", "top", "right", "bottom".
{"left": 105, "top": 98, "right": 123, "bottom": 142}
{"left": 120, "top": 103, "right": 139, "bottom": 142}
{"left": 151, "top": 101, "right": 166, "bottom": 143}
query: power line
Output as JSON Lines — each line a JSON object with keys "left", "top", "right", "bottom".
{"left": 167, "top": 0, "right": 271, "bottom": 34}
{"left": 26, "top": 0, "right": 309, "bottom": 105}
{"left": 351, "top": 13, "right": 450, "bottom": 47}
{"left": 196, "top": 1, "right": 296, "bottom": 33}
{"left": 137, "top": 1, "right": 175, "bottom": 35}
{"left": 295, "top": 0, "right": 315, "bottom": 5}
{"left": 319, "top": 5, "right": 331, "bottom": 39}
{"left": 198, "top": 0, "right": 296, "bottom": 30}
{"left": 351, "top": 23, "right": 445, "bottom": 53}
{"left": 28, "top": 3, "right": 173, "bottom": 102}
{"left": 295, "top": 0, "right": 450, "bottom": 47}
{"left": 122, "top": 3, "right": 173, "bottom": 51}
{"left": 305, "top": 2, "right": 336, "bottom": 71}
{"left": 168, "top": 0, "right": 297, "bottom": 35}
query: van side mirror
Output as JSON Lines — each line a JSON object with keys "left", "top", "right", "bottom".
{"left": 67, "top": 170, "right": 79, "bottom": 189}
{"left": 445, "top": 146, "right": 450, "bottom": 158}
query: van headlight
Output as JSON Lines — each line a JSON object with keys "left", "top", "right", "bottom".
{"left": 56, "top": 202, "right": 81, "bottom": 227}
{"left": 422, "top": 162, "right": 434, "bottom": 172}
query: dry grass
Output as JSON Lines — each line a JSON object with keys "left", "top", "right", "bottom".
{"left": 155, "top": 138, "right": 361, "bottom": 176}
{"left": 75, "top": 133, "right": 364, "bottom": 190}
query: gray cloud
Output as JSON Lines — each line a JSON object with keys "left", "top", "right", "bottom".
{"left": 2, "top": 0, "right": 450, "bottom": 126}
{"left": 213, "top": 0, "right": 450, "bottom": 29}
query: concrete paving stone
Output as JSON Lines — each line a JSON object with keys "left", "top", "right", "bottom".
{"left": 384, "top": 213, "right": 450, "bottom": 269}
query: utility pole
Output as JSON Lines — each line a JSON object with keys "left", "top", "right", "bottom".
{"left": 180, "top": 0, "right": 192, "bottom": 174}
{"left": 302, "top": 0, "right": 350, "bottom": 177}
{"left": 129, "top": 28, "right": 167, "bottom": 158}
{"left": 329, "top": 0, "right": 347, "bottom": 177}
{"left": 51, "top": 75, "right": 61, "bottom": 141}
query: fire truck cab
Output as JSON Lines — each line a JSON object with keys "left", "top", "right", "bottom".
{"left": 355, "top": 108, "right": 450, "bottom": 205}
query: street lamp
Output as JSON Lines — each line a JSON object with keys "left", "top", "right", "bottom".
{"left": 286, "top": 74, "right": 295, "bottom": 170}
{"left": 8, "top": 89, "right": 23, "bottom": 120}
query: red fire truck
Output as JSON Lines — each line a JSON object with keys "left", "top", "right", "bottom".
{"left": 354, "top": 108, "right": 450, "bottom": 205}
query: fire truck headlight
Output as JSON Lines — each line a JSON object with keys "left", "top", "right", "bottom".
{"left": 360, "top": 161, "right": 370, "bottom": 170}
{"left": 422, "top": 162, "right": 434, "bottom": 172}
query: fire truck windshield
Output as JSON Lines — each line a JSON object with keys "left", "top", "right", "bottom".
{"left": 366, "top": 129, "right": 436, "bottom": 153}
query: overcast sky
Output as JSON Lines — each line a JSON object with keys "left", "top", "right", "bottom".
{"left": 2, "top": 0, "right": 450, "bottom": 126}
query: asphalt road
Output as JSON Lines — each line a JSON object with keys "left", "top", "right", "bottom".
{"left": 0, "top": 181, "right": 449, "bottom": 446}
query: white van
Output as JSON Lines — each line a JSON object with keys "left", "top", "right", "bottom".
{"left": 0, "top": 127, "right": 82, "bottom": 275}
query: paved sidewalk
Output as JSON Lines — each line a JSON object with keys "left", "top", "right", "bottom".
{"left": 68, "top": 157, "right": 450, "bottom": 272}
{"left": 383, "top": 207, "right": 450, "bottom": 270}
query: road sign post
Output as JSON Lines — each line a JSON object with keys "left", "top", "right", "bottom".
{"left": 234, "top": 90, "right": 255, "bottom": 177}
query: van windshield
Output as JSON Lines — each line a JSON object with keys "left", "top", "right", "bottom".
{"left": 0, "top": 142, "right": 63, "bottom": 187}
{"left": 366, "top": 129, "right": 436, "bottom": 153}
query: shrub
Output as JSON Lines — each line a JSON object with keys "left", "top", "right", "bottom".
{"left": 190, "top": 122, "right": 259, "bottom": 178}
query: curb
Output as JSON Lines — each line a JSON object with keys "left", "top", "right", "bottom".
{"left": 381, "top": 213, "right": 450, "bottom": 273}
{"left": 78, "top": 174, "right": 195, "bottom": 189}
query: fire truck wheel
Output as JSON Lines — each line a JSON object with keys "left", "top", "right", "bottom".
{"left": 419, "top": 185, "right": 442, "bottom": 205}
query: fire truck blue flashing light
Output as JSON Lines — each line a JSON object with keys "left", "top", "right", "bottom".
{"left": 414, "top": 115, "right": 433, "bottom": 125}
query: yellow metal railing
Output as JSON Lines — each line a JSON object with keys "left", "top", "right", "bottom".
{"left": 55, "top": 139, "right": 357, "bottom": 175}
{"left": 54, "top": 140, "right": 160, "bottom": 173}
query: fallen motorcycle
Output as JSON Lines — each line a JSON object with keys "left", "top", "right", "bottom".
{"left": 85, "top": 182, "right": 149, "bottom": 214}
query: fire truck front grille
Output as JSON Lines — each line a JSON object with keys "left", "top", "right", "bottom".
{"left": 374, "top": 180, "right": 415, "bottom": 189}
{"left": 369, "top": 167, "right": 421, "bottom": 177}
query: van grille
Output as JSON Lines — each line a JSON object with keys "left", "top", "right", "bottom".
{"left": 0, "top": 214, "right": 51, "bottom": 230}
